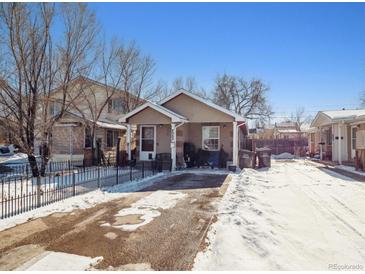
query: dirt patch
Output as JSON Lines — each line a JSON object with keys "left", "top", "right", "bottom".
{"left": 0, "top": 219, "right": 48, "bottom": 250}
{"left": 0, "top": 244, "right": 45, "bottom": 270}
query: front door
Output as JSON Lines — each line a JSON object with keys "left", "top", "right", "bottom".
{"left": 140, "top": 125, "right": 156, "bottom": 160}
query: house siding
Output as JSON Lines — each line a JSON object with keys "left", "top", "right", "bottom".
{"left": 127, "top": 107, "right": 172, "bottom": 124}
{"left": 162, "top": 93, "right": 234, "bottom": 123}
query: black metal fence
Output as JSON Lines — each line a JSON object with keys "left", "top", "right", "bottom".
{"left": 0, "top": 159, "right": 171, "bottom": 219}
{"left": 0, "top": 158, "right": 117, "bottom": 180}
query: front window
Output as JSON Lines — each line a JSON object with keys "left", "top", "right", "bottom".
{"left": 106, "top": 130, "right": 120, "bottom": 147}
{"left": 352, "top": 127, "right": 357, "bottom": 150}
{"left": 49, "top": 102, "right": 61, "bottom": 117}
{"left": 202, "top": 126, "right": 220, "bottom": 151}
{"left": 85, "top": 127, "right": 92, "bottom": 148}
{"left": 108, "top": 98, "right": 125, "bottom": 113}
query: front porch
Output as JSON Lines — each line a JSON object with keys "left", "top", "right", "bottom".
{"left": 125, "top": 121, "right": 240, "bottom": 170}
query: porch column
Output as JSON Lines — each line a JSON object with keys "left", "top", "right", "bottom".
{"left": 126, "top": 124, "right": 131, "bottom": 160}
{"left": 319, "top": 126, "right": 323, "bottom": 160}
{"left": 338, "top": 122, "right": 342, "bottom": 165}
{"left": 233, "top": 121, "right": 238, "bottom": 167}
{"left": 171, "top": 123, "right": 176, "bottom": 171}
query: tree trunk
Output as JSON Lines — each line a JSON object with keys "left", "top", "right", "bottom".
{"left": 40, "top": 142, "right": 50, "bottom": 176}
{"left": 28, "top": 154, "right": 39, "bottom": 178}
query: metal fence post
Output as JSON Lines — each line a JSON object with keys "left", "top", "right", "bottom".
{"left": 72, "top": 171, "right": 76, "bottom": 196}
{"left": 68, "top": 160, "right": 71, "bottom": 174}
{"left": 116, "top": 166, "right": 119, "bottom": 185}
{"left": 97, "top": 166, "right": 101, "bottom": 188}
{"left": 142, "top": 162, "right": 144, "bottom": 178}
{"left": 129, "top": 163, "right": 132, "bottom": 181}
{"left": 36, "top": 176, "right": 41, "bottom": 208}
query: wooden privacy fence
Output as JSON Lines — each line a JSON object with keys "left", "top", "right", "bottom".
{"left": 254, "top": 138, "right": 308, "bottom": 156}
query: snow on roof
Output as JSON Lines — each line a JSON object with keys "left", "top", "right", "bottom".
{"left": 321, "top": 109, "right": 365, "bottom": 120}
{"left": 311, "top": 108, "right": 365, "bottom": 127}
{"left": 64, "top": 111, "right": 126, "bottom": 130}
{"left": 277, "top": 129, "right": 301, "bottom": 133}
{"left": 95, "top": 121, "right": 126, "bottom": 130}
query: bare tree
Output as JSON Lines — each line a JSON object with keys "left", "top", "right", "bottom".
{"left": 290, "top": 107, "right": 312, "bottom": 129}
{"left": 170, "top": 76, "right": 207, "bottom": 98}
{"left": 212, "top": 74, "right": 273, "bottom": 122}
{"left": 150, "top": 76, "right": 208, "bottom": 102}
{"left": 115, "top": 41, "right": 157, "bottom": 112}
{"left": 0, "top": 3, "right": 98, "bottom": 176}
{"left": 65, "top": 41, "right": 127, "bottom": 164}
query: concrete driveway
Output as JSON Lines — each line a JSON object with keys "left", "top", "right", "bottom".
{"left": 0, "top": 172, "right": 230, "bottom": 270}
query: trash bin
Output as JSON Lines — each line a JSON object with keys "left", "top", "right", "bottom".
{"left": 239, "top": 149, "right": 256, "bottom": 169}
{"left": 256, "top": 147, "right": 271, "bottom": 168}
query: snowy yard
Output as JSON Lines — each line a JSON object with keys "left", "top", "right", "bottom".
{"left": 194, "top": 159, "right": 365, "bottom": 270}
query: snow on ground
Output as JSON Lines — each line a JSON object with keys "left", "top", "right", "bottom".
{"left": 108, "top": 190, "right": 186, "bottom": 231}
{"left": 16, "top": 251, "right": 102, "bottom": 271}
{"left": 271, "top": 152, "right": 295, "bottom": 159}
{"left": 336, "top": 164, "right": 365, "bottom": 177}
{"left": 194, "top": 159, "right": 365, "bottom": 270}
{"left": 0, "top": 173, "right": 166, "bottom": 231}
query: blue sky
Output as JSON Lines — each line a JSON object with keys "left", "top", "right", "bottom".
{"left": 90, "top": 2, "right": 365, "bottom": 119}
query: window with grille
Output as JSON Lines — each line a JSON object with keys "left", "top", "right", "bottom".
{"left": 202, "top": 126, "right": 220, "bottom": 151}
{"left": 106, "top": 130, "right": 120, "bottom": 147}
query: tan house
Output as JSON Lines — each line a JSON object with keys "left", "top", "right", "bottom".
{"left": 44, "top": 77, "right": 141, "bottom": 162}
{"left": 309, "top": 109, "right": 365, "bottom": 165}
{"left": 119, "top": 90, "right": 247, "bottom": 170}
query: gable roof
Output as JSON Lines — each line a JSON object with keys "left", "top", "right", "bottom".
{"left": 59, "top": 111, "right": 127, "bottom": 130}
{"left": 118, "top": 101, "right": 188, "bottom": 123}
{"left": 159, "top": 89, "right": 245, "bottom": 122}
{"left": 311, "top": 109, "right": 365, "bottom": 127}
{"left": 50, "top": 75, "right": 144, "bottom": 104}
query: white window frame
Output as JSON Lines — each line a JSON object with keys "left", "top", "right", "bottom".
{"left": 140, "top": 125, "right": 157, "bottom": 160}
{"left": 202, "top": 126, "right": 220, "bottom": 151}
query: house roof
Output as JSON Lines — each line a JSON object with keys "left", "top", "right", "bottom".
{"left": 63, "top": 111, "right": 126, "bottom": 130}
{"left": 118, "top": 101, "right": 188, "bottom": 123}
{"left": 159, "top": 89, "right": 246, "bottom": 122}
{"left": 275, "top": 121, "right": 298, "bottom": 128}
{"left": 311, "top": 109, "right": 365, "bottom": 127}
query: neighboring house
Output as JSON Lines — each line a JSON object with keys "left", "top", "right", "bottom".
{"left": 273, "top": 121, "right": 305, "bottom": 139}
{"left": 119, "top": 90, "right": 247, "bottom": 170}
{"left": 310, "top": 109, "right": 365, "bottom": 165}
{"left": 249, "top": 121, "right": 308, "bottom": 156}
{"left": 44, "top": 77, "right": 142, "bottom": 162}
